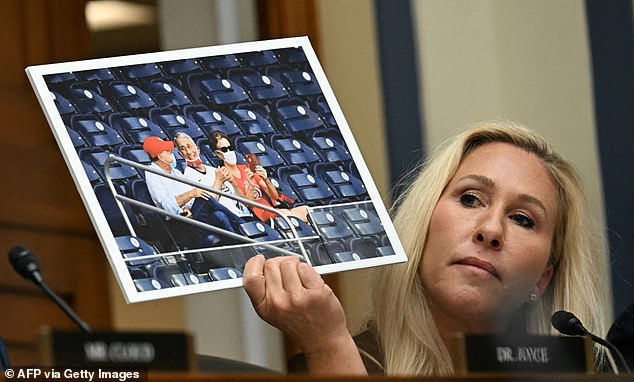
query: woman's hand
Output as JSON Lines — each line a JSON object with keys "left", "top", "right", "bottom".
{"left": 243, "top": 255, "right": 366, "bottom": 375}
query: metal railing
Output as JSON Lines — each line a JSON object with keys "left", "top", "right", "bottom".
{"left": 104, "top": 154, "right": 312, "bottom": 264}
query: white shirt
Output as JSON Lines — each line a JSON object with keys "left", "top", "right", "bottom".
{"left": 183, "top": 164, "right": 253, "bottom": 218}
{"left": 145, "top": 162, "right": 194, "bottom": 215}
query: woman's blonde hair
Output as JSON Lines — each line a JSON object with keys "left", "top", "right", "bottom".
{"left": 370, "top": 120, "right": 611, "bottom": 375}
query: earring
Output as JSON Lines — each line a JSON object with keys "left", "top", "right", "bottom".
{"left": 528, "top": 292, "right": 538, "bottom": 302}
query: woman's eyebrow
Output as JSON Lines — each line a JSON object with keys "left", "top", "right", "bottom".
{"left": 457, "top": 174, "right": 548, "bottom": 218}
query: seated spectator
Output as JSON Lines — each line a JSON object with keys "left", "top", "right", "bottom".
{"left": 142, "top": 136, "right": 246, "bottom": 245}
{"left": 174, "top": 132, "right": 254, "bottom": 219}
{"left": 208, "top": 130, "right": 309, "bottom": 223}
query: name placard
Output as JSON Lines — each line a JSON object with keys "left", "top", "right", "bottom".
{"left": 451, "top": 334, "right": 593, "bottom": 375}
{"left": 39, "top": 329, "right": 194, "bottom": 371}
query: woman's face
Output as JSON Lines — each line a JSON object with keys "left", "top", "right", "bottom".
{"left": 420, "top": 142, "right": 557, "bottom": 333}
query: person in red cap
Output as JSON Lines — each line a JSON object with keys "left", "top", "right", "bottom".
{"left": 142, "top": 136, "right": 245, "bottom": 246}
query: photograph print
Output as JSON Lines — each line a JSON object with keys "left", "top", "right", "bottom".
{"left": 26, "top": 37, "right": 407, "bottom": 303}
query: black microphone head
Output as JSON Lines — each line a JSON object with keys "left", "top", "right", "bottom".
{"left": 8, "top": 245, "right": 41, "bottom": 282}
{"left": 552, "top": 310, "right": 588, "bottom": 336}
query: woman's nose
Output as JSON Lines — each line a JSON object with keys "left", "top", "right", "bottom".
{"left": 473, "top": 212, "right": 504, "bottom": 250}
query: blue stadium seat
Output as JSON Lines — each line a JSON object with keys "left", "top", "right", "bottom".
{"left": 94, "top": 181, "right": 132, "bottom": 237}
{"left": 340, "top": 205, "right": 384, "bottom": 238}
{"left": 208, "top": 267, "right": 243, "bottom": 281}
{"left": 67, "top": 88, "right": 114, "bottom": 115}
{"left": 50, "top": 91, "right": 77, "bottom": 117}
{"left": 75, "top": 68, "right": 118, "bottom": 82}
{"left": 267, "top": 175, "right": 301, "bottom": 205}
{"left": 375, "top": 245, "right": 396, "bottom": 257}
{"left": 349, "top": 237, "right": 380, "bottom": 259}
{"left": 234, "top": 135, "right": 286, "bottom": 171}
{"left": 270, "top": 133, "right": 320, "bottom": 168}
{"left": 238, "top": 74, "right": 289, "bottom": 103}
{"left": 332, "top": 251, "right": 367, "bottom": 263}
{"left": 187, "top": 73, "right": 250, "bottom": 108}
{"left": 199, "top": 55, "right": 241, "bottom": 73}
{"left": 82, "top": 158, "right": 102, "bottom": 184}
{"left": 45, "top": 72, "right": 78, "bottom": 89}
{"left": 70, "top": 114, "right": 126, "bottom": 150}
{"left": 134, "top": 277, "right": 169, "bottom": 291}
{"left": 149, "top": 107, "right": 206, "bottom": 140}
{"left": 183, "top": 104, "right": 242, "bottom": 137}
{"left": 80, "top": 147, "right": 140, "bottom": 185}
{"left": 128, "top": 265, "right": 149, "bottom": 279}
{"left": 274, "top": 47, "right": 309, "bottom": 68}
{"left": 238, "top": 221, "right": 284, "bottom": 242}
{"left": 263, "top": 64, "right": 295, "bottom": 83}
{"left": 274, "top": 98, "right": 324, "bottom": 136}
{"left": 307, "top": 240, "right": 344, "bottom": 266}
{"left": 115, "top": 235, "right": 164, "bottom": 268}
{"left": 229, "top": 106, "right": 276, "bottom": 138}
{"left": 153, "top": 264, "right": 202, "bottom": 287}
{"left": 118, "top": 144, "right": 151, "bottom": 176}
{"left": 272, "top": 216, "right": 317, "bottom": 240}
{"left": 143, "top": 80, "right": 192, "bottom": 109}
{"left": 308, "top": 128, "right": 351, "bottom": 163}
{"left": 67, "top": 126, "right": 87, "bottom": 150}
{"left": 109, "top": 112, "right": 169, "bottom": 144}
{"left": 116, "top": 63, "right": 163, "bottom": 81}
{"left": 308, "top": 210, "right": 355, "bottom": 241}
{"left": 104, "top": 81, "right": 157, "bottom": 114}
{"left": 160, "top": 59, "right": 202, "bottom": 76}
{"left": 314, "top": 162, "right": 368, "bottom": 201}
{"left": 280, "top": 70, "right": 322, "bottom": 98}
{"left": 237, "top": 50, "right": 279, "bottom": 68}
{"left": 278, "top": 166, "right": 335, "bottom": 206}
{"left": 312, "top": 95, "right": 338, "bottom": 128}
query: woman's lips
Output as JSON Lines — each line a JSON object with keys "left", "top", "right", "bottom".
{"left": 456, "top": 257, "right": 500, "bottom": 279}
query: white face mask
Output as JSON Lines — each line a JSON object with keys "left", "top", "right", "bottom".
{"left": 169, "top": 153, "right": 177, "bottom": 170}
{"left": 223, "top": 150, "right": 237, "bottom": 165}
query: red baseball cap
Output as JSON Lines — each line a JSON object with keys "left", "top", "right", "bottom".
{"left": 143, "top": 136, "right": 174, "bottom": 158}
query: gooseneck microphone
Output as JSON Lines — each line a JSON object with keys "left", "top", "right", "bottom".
{"left": 552, "top": 310, "right": 631, "bottom": 373}
{"left": 9, "top": 246, "right": 92, "bottom": 333}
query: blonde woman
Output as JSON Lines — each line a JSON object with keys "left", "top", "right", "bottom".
{"left": 243, "top": 120, "right": 611, "bottom": 376}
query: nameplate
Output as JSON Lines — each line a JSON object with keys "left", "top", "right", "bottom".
{"left": 451, "top": 334, "right": 593, "bottom": 374}
{"left": 39, "top": 329, "right": 194, "bottom": 371}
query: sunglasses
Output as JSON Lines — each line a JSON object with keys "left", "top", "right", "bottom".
{"left": 215, "top": 145, "right": 234, "bottom": 153}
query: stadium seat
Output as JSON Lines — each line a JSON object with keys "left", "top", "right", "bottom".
{"left": 50, "top": 91, "right": 77, "bottom": 117}
{"left": 278, "top": 166, "right": 335, "bottom": 206}
{"left": 143, "top": 80, "right": 192, "bottom": 109}
{"left": 234, "top": 135, "right": 286, "bottom": 171}
{"left": 67, "top": 126, "right": 87, "bottom": 150}
{"left": 199, "top": 55, "right": 241, "bottom": 74}
{"left": 269, "top": 133, "right": 320, "bottom": 168}
{"left": 109, "top": 112, "right": 169, "bottom": 144}
{"left": 308, "top": 209, "right": 355, "bottom": 241}
{"left": 103, "top": 81, "right": 157, "bottom": 115}
{"left": 82, "top": 158, "right": 102, "bottom": 184}
{"left": 70, "top": 114, "right": 126, "bottom": 150}
{"left": 160, "top": 59, "right": 202, "bottom": 76}
{"left": 314, "top": 162, "right": 368, "bottom": 201}
{"left": 208, "top": 267, "right": 243, "bottom": 281}
{"left": 312, "top": 95, "right": 338, "bottom": 128}
{"left": 80, "top": 147, "right": 140, "bottom": 185}
{"left": 349, "top": 237, "right": 380, "bottom": 259}
{"left": 75, "top": 68, "right": 118, "bottom": 82}
{"left": 340, "top": 205, "right": 384, "bottom": 238}
{"left": 274, "top": 98, "right": 324, "bottom": 136}
{"left": 134, "top": 277, "right": 169, "bottom": 291}
{"left": 187, "top": 73, "right": 250, "bottom": 108}
{"left": 153, "top": 263, "right": 202, "bottom": 287}
{"left": 280, "top": 70, "right": 322, "bottom": 98}
{"left": 238, "top": 74, "right": 289, "bottom": 103}
{"left": 183, "top": 104, "right": 242, "bottom": 138}
{"left": 229, "top": 106, "right": 276, "bottom": 138}
{"left": 93, "top": 181, "right": 131, "bottom": 237}
{"left": 274, "top": 47, "right": 309, "bottom": 68}
{"left": 67, "top": 88, "right": 114, "bottom": 115}
{"left": 272, "top": 216, "right": 317, "bottom": 240}
{"left": 308, "top": 128, "right": 351, "bottom": 163}
{"left": 116, "top": 63, "right": 163, "bottom": 81}
{"left": 149, "top": 107, "right": 206, "bottom": 140}
{"left": 115, "top": 235, "right": 164, "bottom": 268}
{"left": 238, "top": 221, "right": 284, "bottom": 242}
{"left": 332, "top": 251, "right": 367, "bottom": 263}
{"left": 237, "top": 50, "right": 279, "bottom": 68}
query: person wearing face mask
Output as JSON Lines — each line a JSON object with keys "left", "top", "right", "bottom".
{"left": 173, "top": 132, "right": 254, "bottom": 219}
{"left": 142, "top": 136, "right": 246, "bottom": 245}
{"left": 207, "top": 130, "right": 309, "bottom": 223}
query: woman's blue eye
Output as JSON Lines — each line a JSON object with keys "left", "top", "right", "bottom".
{"left": 460, "top": 193, "right": 481, "bottom": 207}
{"left": 511, "top": 214, "right": 535, "bottom": 229}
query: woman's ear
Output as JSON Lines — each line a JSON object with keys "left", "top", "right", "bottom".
{"left": 535, "top": 264, "right": 554, "bottom": 298}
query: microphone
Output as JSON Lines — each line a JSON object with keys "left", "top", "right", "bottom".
{"left": 9, "top": 246, "right": 92, "bottom": 333}
{"left": 552, "top": 310, "right": 631, "bottom": 373}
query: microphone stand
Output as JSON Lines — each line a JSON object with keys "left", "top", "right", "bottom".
{"left": 37, "top": 277, "right": 92, "bottom": 334}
